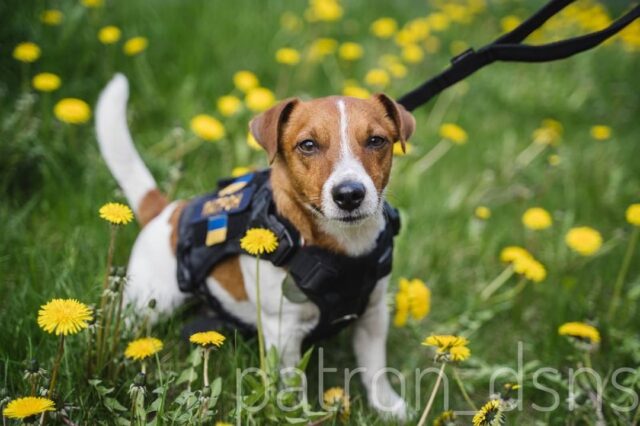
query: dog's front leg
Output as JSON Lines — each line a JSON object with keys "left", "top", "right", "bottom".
{"left": 352, "top": 276, "right": 409, "bottom": 421}
{"left": 240, "top": 255, "right": 318, "bottom": 369}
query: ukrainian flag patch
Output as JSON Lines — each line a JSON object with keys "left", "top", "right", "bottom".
{"left": 205, "top": 214, "right": 228, "bottom": 246}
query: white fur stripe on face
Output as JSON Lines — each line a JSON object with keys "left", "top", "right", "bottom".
{"left": 337, "top": 99, "right": 351, "bottom": 160}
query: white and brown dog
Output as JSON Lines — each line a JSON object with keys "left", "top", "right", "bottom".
{"left": 95, "top": 74, "right": 415, "bottom": 419}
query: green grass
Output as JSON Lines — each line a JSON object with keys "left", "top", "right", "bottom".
{"left": 2, "top": 0, "right": 640, "bottom": 424}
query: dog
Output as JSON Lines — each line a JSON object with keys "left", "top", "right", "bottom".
{"left": 95, "top": 74, "right": 415, "bottom": 419}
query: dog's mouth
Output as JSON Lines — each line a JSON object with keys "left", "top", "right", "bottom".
{"left": 308, "top": 203, "right": 370, "bottom": 224}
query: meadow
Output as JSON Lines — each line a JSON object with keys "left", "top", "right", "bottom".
{"left": 2, "top": 0, "right": 640, "bottom": 424}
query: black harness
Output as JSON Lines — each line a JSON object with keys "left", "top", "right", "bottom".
{"left": 176, "top": 170, "right": 400, "bottom": 343}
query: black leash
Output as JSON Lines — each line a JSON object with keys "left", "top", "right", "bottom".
{"left": 398, "top": 0, "right": 640, "bottom": 112}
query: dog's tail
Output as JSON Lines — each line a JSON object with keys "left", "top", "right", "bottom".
{"left": 96, "top": 74, "right": 168, "bottom": 226}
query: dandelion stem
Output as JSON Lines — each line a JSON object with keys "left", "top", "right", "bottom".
{"left": 412, "top": 139, "right": 452, "bottom": 175}
{"left": 109, "top": 276, "right": 126, "bottom": 372}
{"left": 48, "top": 335, "right": 65, "bottom": 398}
{"left": 96, "top": 225, "right": 118, "bottom": 369}
{"left": 254, "top": 256, "right": 266, "bottom": 374}
{"left": 203, "top": 348, "right": 210, "bottom": 388}
{"left": 607, "top": 227, "right": 639, "bottom": 323}
{"left": 491, "top": 277, "right": 527, "bottom": 305}
{"left": 513, "top": 140, "right": 547, "bottom": 173}
{"left": 481, "top": 265, "right": 514, "bottom": 301}
{"left": 417, "top": 362, "right": 446, "bottom": 426}
{"left": 452, "top": 367, "right": 478, "bottom": 411}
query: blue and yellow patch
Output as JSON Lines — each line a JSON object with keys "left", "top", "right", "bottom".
{"left": 205, "top": 214, "right": 228, "bottom": 246}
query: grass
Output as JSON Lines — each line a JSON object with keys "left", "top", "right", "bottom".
{"left": 2, "top": 0, "right": 640, "bottom": 424}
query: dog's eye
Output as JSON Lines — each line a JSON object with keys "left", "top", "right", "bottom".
{"left": 366, "top": 136, "right": 388, "bottom": 149}
{"left": 297, "top": 139, "right": 319, "bottom": 155}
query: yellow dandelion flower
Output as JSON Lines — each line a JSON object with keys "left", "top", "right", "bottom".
{"left": 41, "top": 10, "right": 63, "bottom": 26}
{"left": 54, "top": 98, "right": 91, "bottom": 124}
{"left": 407, "top": 278, "right": 431, "bottom": 320}
{"left": 245, "top": 87, "right": 276, "bottom": 112}
{"left": 565, "top": 226, "right": 602, "bottom": 256}
{"left": 231, "top": 166, "right": 252, "bottom": 177}
{"left": 215, "top": 422, "right": 233, "bottom": 426}
{"left": 513, "top": 256, "right": 547, "bottom": 282}
{"left": 426, "top": 12, "right": 450, "bottom": 32}
{"left": 402, "top": 44, "right": 424, "bottom": 63}
{"left": 501, "top": 15, "right": 522, "bottom": 33}
{"left": 423, "top": 335, "right": 471, "bottom": 362}
{"left": 439, "top": 123, "right": 468, "bottom": 144}
{"left": 590, "top": 125, "right": 612, "bottom": 141}
{"left": 364, "top": 68, "right": 390, "bottom": 87}
{"left": 475, "top": 206, "right": 491, "bottom": 220}
{"left": 123, "top": 37, "right": 148, "bottom": 56}
{"left": 473, "top": 399, "right": 503, "bottom": 426}
{"left": 626, "top": 204, "right": 640, "bottom": 226}
{"left": 98, "top": 26, "right": 122, "bottom": 44}
{"left": 3, "top": 397, "right": 55, "bottom": 419}
{"left": 99, "top": 202, "right": 134, "bottom": 225}
{"left": 217, "top": 95, "right": 242, "bottom": 117}
{"left": 281, "top": 12, "right": 303, "bottom": 32}
{"left": 424, "top": 36, "right": 441, "bottom": 54}
{"left": 190, "top": 331, "right": 226, "bottom": 348}
{"left": 532, "top": 119, "right": 563, "bottom": 145}
{"left": 422, "top": 335, "right": 468, "bottom": 351}
{"left": 81, "top": 0, "right": 103, "bottom": 7}
{"left": 433, "top": 410, "right": 456, "bottom": 426}
{"left": 323, "top": 387, "right": 350, "bottom": 420}
{"left": 275, "top": 47, "right": 301, "bottom": 65}
{"left": 522, "top": 207, "right": 552, "bottom": 230}
{"left": 500, "top": 246, "right": 532, "bottom": 263}
{"left": 125, "top": 337, "right": 163, "bottom": 360}
{"left": 558, "top": 321, "right": 601, "bottom": 344}
{"left": 338, "top": 42, "right": 364, "bottom": 61}
{"left": 240, "top": 228, "right": 279, "bottom": 255}
{"left": 388, "top": 62, "right": 408, "bottom": 78}
{"left": 308, "top": 38, "right": 338, "bottom": 61}
{"left": 342, "top": 81, "right": 370, "bottom": 99}
{"left": 371, "top": 17, "right": 397, "bottom": 38}
{"left": 393, "top": 289, "right": 409, "bottom": 327}
{"left": 13, "top": 42, "right": 41, "bottom": 63}
{"left": 37, "top": 299, "right": 92, "bottom": 336}
{"left": 190, "top": 114, "right": 226, "bottom": 141}
{"left": 305, "top": 0, "right": 343, "bottom": 22}
{"left": 450, "top": 345, "right": 471, "bottom": 361}
{"left": 247, "top": 132, "right": 262, "bottom": 151}
{"left": 548, "top": 154, "right": 561, "bottom": 166}
{"left": 393, "top": 142, "right": 413, "bottom": 156}
{"left": 233, "top": 70, "right": 259, "bottom": 93}
{"left": 32, "top": 73, "right": 61, "bottom": 92}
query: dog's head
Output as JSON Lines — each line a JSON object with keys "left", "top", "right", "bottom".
{"left": 250, "top": 94, "right": 414, "bottom": 242}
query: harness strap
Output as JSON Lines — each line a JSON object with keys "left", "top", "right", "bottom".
{"left": 398, "top": 0, "right": 640, "bottom": 111}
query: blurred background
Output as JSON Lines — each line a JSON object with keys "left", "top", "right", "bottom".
{"left": 1, "top": 0, "right": 640, "bottom": 423}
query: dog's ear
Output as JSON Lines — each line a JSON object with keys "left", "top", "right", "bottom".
{"left": 374, "top": 93, "right": 415, "bottom": 154}
{"left": 249, "top": 98, "right": 299, "bottom": 163}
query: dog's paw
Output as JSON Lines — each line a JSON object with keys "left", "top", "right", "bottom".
{"left": 369, "top": 388, "right": 411, "bottom": 422}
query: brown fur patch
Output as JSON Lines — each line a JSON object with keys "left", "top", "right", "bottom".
{"left": 138, "top": 189, "right": 169, "bottom": 227}
{"left": 169, "top": 201, "right": 187, "bottom": 254}
{"left": 211, "top": 256, "right": 247, "bottom": 301}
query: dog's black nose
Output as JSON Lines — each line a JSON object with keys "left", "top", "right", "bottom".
{"left": 332, "top": 181, "right": 366, "bottom": 211}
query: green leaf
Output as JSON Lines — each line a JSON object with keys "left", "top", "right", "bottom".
{"left": 104, "top": 397, "right": 127, "bottom": 412}
{"left": 297, "top": 346, "right": 314, "bottom": 372}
